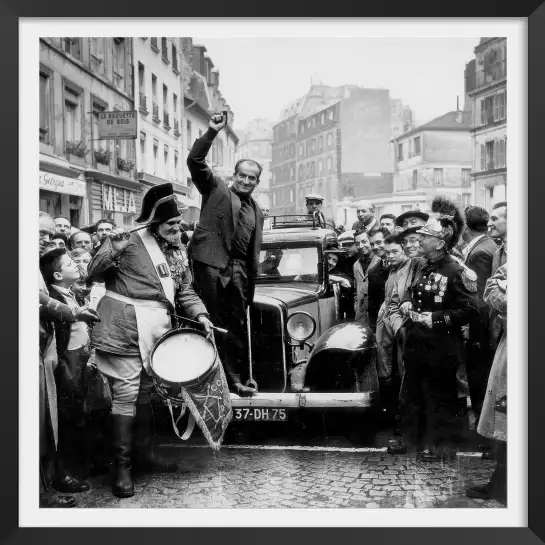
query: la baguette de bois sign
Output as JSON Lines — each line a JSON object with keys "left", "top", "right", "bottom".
{"left": 98, "top": 111, "right": 137, "bottom": 139}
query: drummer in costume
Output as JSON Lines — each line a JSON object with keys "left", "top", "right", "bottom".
{"left": 87, "top": 183, "right": 212, "bottom": 499}
{"left": 397, "top": 196, "right": 478, "bottom": 462}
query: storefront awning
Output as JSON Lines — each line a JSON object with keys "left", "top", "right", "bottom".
{"left": 85, "top": 170, "right": 143, "bottom": 192}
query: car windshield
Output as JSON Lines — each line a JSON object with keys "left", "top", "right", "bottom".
{"left": 257, "top": 246, "right": 320, "bottom": 282}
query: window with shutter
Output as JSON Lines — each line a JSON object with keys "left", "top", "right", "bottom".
{"left": 493, "top": 95, "right": 499, "bottom": 121}
{"left": 494, "top": 140, "right": 500, "bottom": 168}
{"left": 480, "top": 99, "right": 485, "bottom": 125}
{"left": 480, "top": 144, "right": 486, "bottom": 171}
{"left": 499, "top": 139, "right": 506, "bottom": 167}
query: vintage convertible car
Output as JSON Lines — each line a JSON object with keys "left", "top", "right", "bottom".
{"left": 231, "top": 215, "right": 380, "bottom": 422}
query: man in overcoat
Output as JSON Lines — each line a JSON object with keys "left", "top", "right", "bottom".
{"left": 187, "top": 113, "right": 264, "bottom": 397}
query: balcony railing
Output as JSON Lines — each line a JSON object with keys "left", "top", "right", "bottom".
{"left": 139, "top": 93, "right": 148, "bottom": 113}
{"left": 163, "top": 111, "right": 170, "bottom": 129}
{"left": 152, "top": 102, "right": 160, "bottom": 123}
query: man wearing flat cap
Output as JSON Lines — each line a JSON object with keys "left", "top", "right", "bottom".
{"left": 88, "top": 182, "right": 212, "bottom": 499}
{"left": 304, "top": 194, "right": 337, "bottom": 230}
{"left": 462, "top": 206, "right": 499, "bottom": 423}
{"left": 396, "top": 197, "right": 478, "bottom": 462}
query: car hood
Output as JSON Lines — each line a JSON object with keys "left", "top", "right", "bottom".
{"left": 255, "top": 283, "right": 319, "bottom": 308}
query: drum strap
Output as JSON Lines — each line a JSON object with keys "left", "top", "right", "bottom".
{"left": 136, "top": 229, "right": 175, "bottom": 308}
{"left": 166, "top": 400, "right": 196, "bottom": 441}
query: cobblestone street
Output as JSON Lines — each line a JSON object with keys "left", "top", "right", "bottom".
{"left": 76, "top": 446, "right": 504, "bottom": 509}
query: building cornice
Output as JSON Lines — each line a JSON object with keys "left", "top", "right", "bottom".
{"left": 467, "top": 78, "right": 506, "bottom": 98}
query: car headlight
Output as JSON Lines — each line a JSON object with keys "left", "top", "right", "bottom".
{"left": 287, "top": 312, "right": 316, "bottom": 342}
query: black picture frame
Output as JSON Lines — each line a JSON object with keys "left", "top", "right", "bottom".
{"left": 5, "top": 4, "right": 540, "bottom": 545}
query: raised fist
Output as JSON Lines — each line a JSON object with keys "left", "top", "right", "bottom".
{"left": 209, "top": 112, "right": 227, "bottom": 132}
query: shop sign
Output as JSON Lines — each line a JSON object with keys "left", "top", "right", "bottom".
{"left": 98, "top": 111, "right": 137, "bottom": 139}
{"left": 39, "top": 170, "right": 86, "bottom": 197}
{"left": 102, "top": 184, "right": 137, "bottom": 214}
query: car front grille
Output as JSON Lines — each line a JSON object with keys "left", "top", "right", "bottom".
{"left": 250, "top": 303, "right": 287, "bottom": 392}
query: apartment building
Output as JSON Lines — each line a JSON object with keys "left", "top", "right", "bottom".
{"left": 40, "top": 37, "right": 142, "bottom": 228}
{"left": 466, "top": 38, "right": 507, "bottom": 209}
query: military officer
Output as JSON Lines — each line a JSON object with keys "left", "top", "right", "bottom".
{"left": 397, "top": 202, "right": 478, "bottom": 462}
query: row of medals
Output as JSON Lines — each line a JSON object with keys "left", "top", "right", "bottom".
{"left": 426, "top": 272, "right": 448, "bottom": 303}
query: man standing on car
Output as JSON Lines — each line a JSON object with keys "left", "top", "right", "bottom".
{"left": 187, "top": 113, "right": 264, "bottom": 398}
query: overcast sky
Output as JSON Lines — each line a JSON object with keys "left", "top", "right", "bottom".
{"left": 194, "top": 37, "right": 480, "bottom": 133}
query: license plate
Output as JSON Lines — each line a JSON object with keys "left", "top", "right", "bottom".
{"left": 233, "top": 408, "right": 288, "bottom": 421}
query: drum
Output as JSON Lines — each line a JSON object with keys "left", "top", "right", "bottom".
{"left": 150, "top": 328, "right": 218, "bottom": 405}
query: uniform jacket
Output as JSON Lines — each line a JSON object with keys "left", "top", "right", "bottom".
{"left": 187, "top": 128, "right": 264, "bottom": 303}
{"left": 88, "top": 233, "right": 206, "bottom": 355}
{"left": 353, "top": 254, "right": 380, "bottom": 323}
{"left": 477, "top": 263, "right": 507, "bottom": 441}
{"left": 401, "top": 253, "right": 478, "bottom": 368}
{"left": 464, "top": 234, "right": 498, "bottom": 345}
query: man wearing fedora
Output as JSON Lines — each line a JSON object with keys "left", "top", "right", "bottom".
{"left": 394, "top": 209, "right": 429, "bottom": 232}
{"left": 87, "top": 183, "right": 212, "bottom": 498}
{"left": 187, "top": 113, "right": 264, "bottom": 398}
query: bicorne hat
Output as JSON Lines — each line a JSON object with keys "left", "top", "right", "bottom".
{"left": 135, "top": 183, "right": 181, "bottom": 224}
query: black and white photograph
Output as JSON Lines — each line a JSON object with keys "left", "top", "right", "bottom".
{"left": 22, "top": 18, "right": 525, "bottom": 527}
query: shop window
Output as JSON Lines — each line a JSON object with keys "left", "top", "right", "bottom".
{"left": 39, "top": 69, "right": 52, "bottom": 144}
{"left": 90, "top": 38, "right": 105, "bottom": 75}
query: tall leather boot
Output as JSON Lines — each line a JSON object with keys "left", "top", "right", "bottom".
{"left": 111, "top": 415, "right": 134, "bottom": 498}
{"left": 133, "top": 403, "right": 177, "bottom": 474}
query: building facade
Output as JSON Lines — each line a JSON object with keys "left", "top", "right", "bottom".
{"left": 271, "top": 85, "right": 394, "bottom": 225}
{"left": 237, "top": 119, "right": 273, "bottom": 211}
{"left": 180, "top": 39, "right": 238, "bottom": 223}
{"left": 466, "top": 38, "right": 507, "bottom": 209}
{"left": 40, "top": 37, "right": 142, "bottom": 229}
{"left": 134, "top": 37, "right": 192, "bottom": 210}
{"left": 377, "top": 110, "right": 473, "bottom": 218}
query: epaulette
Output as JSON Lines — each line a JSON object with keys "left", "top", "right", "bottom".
{"left": 450, "top": 254, "right": 478, "bottom": 292}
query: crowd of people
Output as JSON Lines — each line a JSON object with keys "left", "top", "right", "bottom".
{"left": 311, "top": 195, "right": 507, "bottom": 503}
{"left": 38, "top": 112, "right": 508, "bottom": 508}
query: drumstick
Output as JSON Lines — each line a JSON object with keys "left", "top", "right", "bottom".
{"left": 169, "top": 312, "right": 228, "bottom": 335}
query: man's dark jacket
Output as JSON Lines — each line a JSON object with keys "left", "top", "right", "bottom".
{"left": 465, "top": 234, "right": 498, "bottom": 344}
{"left": 187, "top": 128, "right": 264, "bottom": 302}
